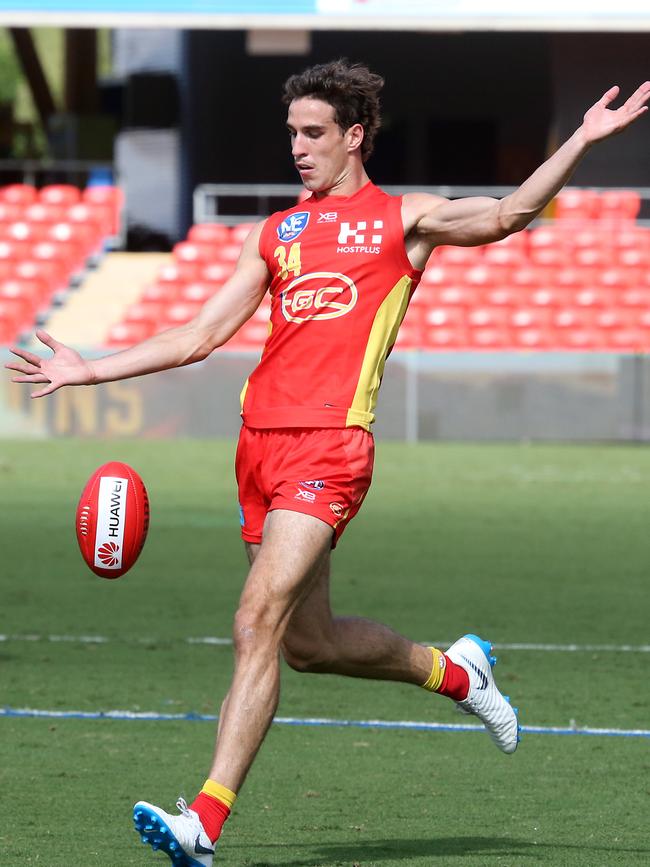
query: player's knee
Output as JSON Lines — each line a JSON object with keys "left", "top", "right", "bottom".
{"left": 232, "top": 602, "right": 281, "bottom": 655}
{"left": 281, "top": 633, "right": 330, "bottom": 673}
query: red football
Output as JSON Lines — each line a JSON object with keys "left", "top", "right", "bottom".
{"left": 76, "top": 461, "right": 150, "bottom": 579}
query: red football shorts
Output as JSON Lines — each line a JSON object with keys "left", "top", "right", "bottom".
{"left": 235, "top": 426, "right": 375, "bottom": 547}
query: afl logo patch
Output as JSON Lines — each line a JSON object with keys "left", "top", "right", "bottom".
{"left": 277, "top": 211, "right": 310, "bottom": 242}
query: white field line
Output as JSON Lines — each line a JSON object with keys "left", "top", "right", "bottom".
{"left": 1, "top": 706, "right": 649, "bottom": 739}
{"left": 1, "top": 633, "right": 649, "bottom": 653}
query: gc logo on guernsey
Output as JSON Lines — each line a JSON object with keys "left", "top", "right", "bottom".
{"left": 280, "top": 271, "right": 358, "bottom": 322}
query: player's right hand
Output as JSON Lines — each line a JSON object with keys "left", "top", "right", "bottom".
{"left": 4, "top": 329, "right": 96, "bottom": 397}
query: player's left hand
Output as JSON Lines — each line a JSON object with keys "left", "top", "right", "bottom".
{"left": 581, "top": 82, "right": 650, "bottom": 144}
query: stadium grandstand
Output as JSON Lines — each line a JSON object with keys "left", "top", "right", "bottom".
{"left": 0, "top": 4, "right": 649, "bottom": 441}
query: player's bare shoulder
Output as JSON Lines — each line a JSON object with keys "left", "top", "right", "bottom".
{"left": 401, "top": 192, "right": 448, "bottom": 268}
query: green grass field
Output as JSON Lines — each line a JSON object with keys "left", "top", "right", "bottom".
{"left": 2, "top": 439, "right": 649, "bottom": 866}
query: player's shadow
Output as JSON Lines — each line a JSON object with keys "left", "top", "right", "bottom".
{"left": 230, "top": 835, "right": 650, "bottom": 865}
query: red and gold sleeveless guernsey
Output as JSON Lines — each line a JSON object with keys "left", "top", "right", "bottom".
{"left": 241, "top": 182, "right": 422, "bottom": 431}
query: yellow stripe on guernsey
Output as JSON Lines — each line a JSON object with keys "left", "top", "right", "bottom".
{"left": 346, "top": 275, "right": 413, "bottom": 429}
{"left": 239, "top": 320, "right": 273, "bottom": 410}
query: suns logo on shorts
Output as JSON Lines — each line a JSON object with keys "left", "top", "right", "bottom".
{"left": 277, "top": 211, "right": 310, "bottom": 242}
{"left": 281, "top": 272, "right": 358, "bottom": 323}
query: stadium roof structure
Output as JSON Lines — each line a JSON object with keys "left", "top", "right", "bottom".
{"left": 0, "top": 0, "right": 649, "bottom": 32}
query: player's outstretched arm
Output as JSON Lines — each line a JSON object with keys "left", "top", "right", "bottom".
{"left": 5, "top": 221, "right": 270, "bottom": 398}
{"left": 407, "top": 81, "right": 650, "bottom": 251}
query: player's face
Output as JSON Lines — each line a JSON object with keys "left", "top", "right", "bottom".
{"left": 287, "top": 98, "right": 357, "bottom": 193}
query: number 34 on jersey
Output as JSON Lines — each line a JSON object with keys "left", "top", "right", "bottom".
{"left": 274, "top": 242, "right": 302, "bottom": 280}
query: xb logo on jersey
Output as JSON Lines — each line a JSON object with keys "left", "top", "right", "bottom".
{"left": 277, "top": 211, "right": 310, "bottom": 242}
{"left": 281, "top": 272, "right": 358, "bottom": 323}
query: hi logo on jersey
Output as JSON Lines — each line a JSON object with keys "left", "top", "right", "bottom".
{"left": 337, "top": 220, "right": 383, "bottom": 254}
{"left": 277, "top": 211, "right": 310, "bottom": 242}
{"left": 281, "top": 271, "right": 358, "bottom": 323}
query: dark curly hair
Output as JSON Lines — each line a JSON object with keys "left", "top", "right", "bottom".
{"left": 282, "top": 59, "right": 384, "bottom": 162}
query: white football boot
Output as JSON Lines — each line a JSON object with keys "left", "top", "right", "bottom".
{"left": 133, "top": 797, "right": 215, "bottom": 866}
{"left": 445, "top": 633, "right": 520, "bottom": 754}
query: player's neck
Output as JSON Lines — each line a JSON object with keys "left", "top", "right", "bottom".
{"left": 312, "top": 167, "right": 371, "bottom": 200}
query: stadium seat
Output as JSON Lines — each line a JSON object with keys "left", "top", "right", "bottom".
{"left": 39, "top": 184, "right": 81, "bottom": 206}
{"left": 509, "top": 308, "right": 552, "bottom": 330}
{"left": 162, "top": 301, "right": 202, "bottom": 326}
{"left": 620, "top": 288, "right": 650, "bottom": 308}
{"left": 529, "top": 226, "right": 568, "bottom": 250}
{"left": 0, "top": 204, "right": 24, "bottom": 224}
{"left": 420, "top": 263, "right": 465, "bottom": 287}
{"left": 467, "top": 307, "right": 509, "bottom": 329}
{"left": 47, "top": 221, "right": 98, "bottom": 260}
{"left": 463, "top": 264, "right": 499, "bottom": 288}
{"left": 556, "top": 328, "right": 605, "bottom": 350}
{"left": 187, "top": 223, "right": 231, "bottom": 245}
{"left": 201, "top": 262, "right": 234, "bottom": 284}
{"left": 602, "top": 328, "right": 649, "bottom": 352}
{"left": 0, "top": 221, "right": 48, "bottom": 242}
{"left": 482, "top": 245, "right": 527, "bottom": 267}
{"left": 593, "top": 309, "right": 635, "bottom": 330}
{"left": 432, "top": 285, "right": 481, "bottom": 308}
{"left": 0, "top": 293, "right": 32, "bottom": 332}
{"left": 574, "top": 288, "right": 616, "bottom": 308}
{"left": 82, "top": 185, "right": 124, "bottom": 236}
{"left": 158, "top": 262, "right": 201, "bottom": 283}
{"left": 469, "top": 327, "right": 513, "bottom": 349}
{"left": 527, "top": 287, "right": 571, "bottom": 308}
{"left": 23, "top": 202, "right": 67, "bottom": 224}
{"left": 0, "top": 183, "right": 37, "bottom": 205}
{"left": 124, "top": 301, "right": 166, "bottom": 328}
{"left": 616, "top": 248, "right": 650, "bottom": 268}
{"left": 552, "top": 308, "right": 596, "bottom": 330}
{"left": 511, "top": 265, "right": 548, "bottom": 289}
{"left": 425, "top": 307, "right": 465, "bottom": 329}
{"left": 528, "top": 246, "right": 571, "bottom": 268}
{"left": 599, "top": 266, "right": 641, "bottom": 288}
{"left": 0, "top": 279, "right": 40, "bottom": 318}
{"left": 554, "top": 189, "right": 600, "bottom": 220}
{"left": 179, "top": 282, "right": 215, "bottom": 304}
{"left": 482, "top": 286, "right": 519, "bottom": 307}
{"left": 105, "top": 321, "right": 155, "bottom": 348}
{"left": 512, "top": 328, "right": 554, "bottom": 350}
{"left": 573, "top": 247, "right": 615, "bottom": 268}
{"left": 231, "top": 223, "right": 256, "bottom": 245}
{"left": 212, "top": 242, "right": 242, "bottom": 264}
{"left": 173, "top": 241, "right": 216, "bottom": 265}
{"left": 599, "top": 189, "right": 641, "bottom": 221}
{"left": 435, "top": 245, "right": 482, "bottom": 265}
{"left": 140, "top": 282, "right": 181, "bottom": 304}
{"left": 66, "top": 202, "right": 114, "bottom": 239}
{"left": 423, "top": 326, "right": 469, "bottom": 349}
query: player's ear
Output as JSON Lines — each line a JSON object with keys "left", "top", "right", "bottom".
{"left": 346, "top": 123, "right": 365, "bottom": 155}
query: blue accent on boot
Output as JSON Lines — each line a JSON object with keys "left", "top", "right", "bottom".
{"left": 464, "top": 634, "right": 497, "bottom": 667}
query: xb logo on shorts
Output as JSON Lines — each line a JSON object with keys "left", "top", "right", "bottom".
{"left": 277, "top": 211, "right": 310, "bottom": 242}
{"left": 281, "top": 271, "right": 358, "bottom": 323}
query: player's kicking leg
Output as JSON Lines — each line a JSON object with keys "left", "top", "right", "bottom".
{"left": 280, "top": 559, "right": 520, "bottom": 754}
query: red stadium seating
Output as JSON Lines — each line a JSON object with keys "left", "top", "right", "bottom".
{"left": 187, "top": 223, "right": 231, "bottom": 245}
{"left": 0, "top": 184, "right": 37, "bottom": 205}
{"left": 39, "top": 184, "right": 81, "bottom": 206}
{"left": 554, "top": 189, "right": 600, "bottom": 221}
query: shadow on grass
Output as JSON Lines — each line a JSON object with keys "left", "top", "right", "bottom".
{"left": 226, "top": 835, "right": 650, "bottom": 865}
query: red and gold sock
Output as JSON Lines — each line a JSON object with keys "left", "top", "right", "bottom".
{"left": 421, "top": 646, "right": 469, "bottom": 701}
{"left": 190, "top": 779, "right": 237, "bottom": 844}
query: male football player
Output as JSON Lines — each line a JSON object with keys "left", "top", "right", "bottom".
{"left": 7, "top": 59, "right": 649, "bottom": 866}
